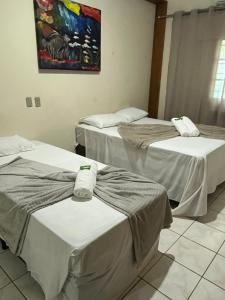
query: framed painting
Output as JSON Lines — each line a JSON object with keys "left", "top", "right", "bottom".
{"left": 33, "top": 0, "right": 101, "bottom": 71}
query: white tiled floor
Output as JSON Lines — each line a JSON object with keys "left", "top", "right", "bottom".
{"left": 1, "top": 183, "right": 225, "bottom": 300}
{"left": 124, "top": 183, "right": 225, "bottom": 300}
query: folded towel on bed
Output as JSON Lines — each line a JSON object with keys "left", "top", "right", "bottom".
{"left": 171, "top": 117, "right": 190, "bottom": 137}
{"left": 73, "top": 163, "right": 97, "bottom": 199}
{"left": 183, "top": 116, "right": 200, "bottom": 137}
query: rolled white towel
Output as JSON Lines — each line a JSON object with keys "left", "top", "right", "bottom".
{"left": 171, "top": 117, "right": 190, "bottom": 137}
{"left": 73, "top": 163, "right": 97, "bottom": 199}
{"left": 182, "top": 116, "right": 200, "bottom": 137}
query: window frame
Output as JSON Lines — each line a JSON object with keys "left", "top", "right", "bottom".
{"left": 212, "top": 40, "right": 225, "bottom": 101}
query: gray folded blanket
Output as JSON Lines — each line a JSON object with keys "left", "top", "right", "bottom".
{"left": 118, "top": 123, "right": 179, "bottom": 149}
{"left": 118, "top": 123, "right": 225, "bottom": 149}
{"left": 0, "top": 157, "right": 172, "bottom": 264}
{"left": 197, "top": 124, "right": 225, "bottom": 140}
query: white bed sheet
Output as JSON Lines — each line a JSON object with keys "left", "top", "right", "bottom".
{"left": 76, "top": 118, "right": 225, "bottom": 217}
{"left": 0, "top": 144, "right": 125, "bottom": 300}
{"left": 0, "top": 143, "right": 159, "bottom": 300}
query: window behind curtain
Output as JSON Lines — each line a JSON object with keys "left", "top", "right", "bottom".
{"left": 212, "top": 40, "right": 225, "bottom": 101}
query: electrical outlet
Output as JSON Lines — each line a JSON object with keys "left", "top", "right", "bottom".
{"left": 26, "top": 97, "right": 32, "bottom": 108}
{"left": 34, "top": 97, "right": 41, "bottom": 107}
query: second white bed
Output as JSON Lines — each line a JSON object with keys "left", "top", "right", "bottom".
{"left": 76, "top": 117, "right": 225, "bottom": 217}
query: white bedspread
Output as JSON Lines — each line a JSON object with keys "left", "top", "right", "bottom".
{"left": 76, "top": 118, "right": 225, "bottom": 217}
{"left": 0, "top": 143, "right": 127, "bottom": 300}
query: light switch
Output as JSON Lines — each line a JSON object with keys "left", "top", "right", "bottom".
{"left": 26, "top": 97, "right": 32, "bottom": 107}
{"left": 35, "top": 97, "right": 41, "bottom": 107}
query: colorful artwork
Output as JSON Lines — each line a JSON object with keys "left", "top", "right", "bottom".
{"left": 33, "top": 0, "right": 101, "bottom": 71}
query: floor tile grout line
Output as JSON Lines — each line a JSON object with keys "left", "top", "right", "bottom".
{"left": 202, "top": 276, "right": 225, "bottom": 292}
{"left": 0, "top": 249, "right": 28, "bottom": 281}
{"left": 12, "top": 271, "right": 29, "bottom": 284}
{"left": 143, "top": 254, "right": 210, "bottom": 300}
{"left": 217, "top": 252, "right": 225, "bottom": 259}
{"left": 1, "top": 269, "right": 28, "bottom": 284}
{"left": 120, "top": 278, "right": 142, "bottom": 299}
{"left": 179, "top": 234, "right": 223, "bottom": 254}
{"left": 141, "top": 277, "right": 172, "bottom": 300}
{"left": 139, "top": 252, "right": 164, "bottom": 278}
{"left": 169, "top": 218, "right": 196, "bottom": 236}
{"left": 151, "top": 252, "right": 221, "bottom": 299}
{"left": 185, "top": 214, "right": 225, "bottom": 239}
{"left": 200, "top": 241, "right": 225, "bottom": 293}
{"left": 196, "top": 218, "right": 225, "bottom": 234}
{"left": 162, "top": 231, "right": 183, "bottom": 253}
{"left": 0, "top": 280, "right": 12, "bottom": 291}
{"left": 140, "top": 217, "right": 196, "bottom": 278}
{"left": 140, "top": 219, "right": 198, "bottom": 293}
{"left": 0, "top": 264, "right": 27, "bottom": 300}
{"left": 216, "top": 239, "right": 225, "bottom": 253}
{"left": 180, "top": 219, "right": 198, "bottom": 237}
{"left": 11, "top": 280, "right": 28, "bottom": 300}
{"left": 187, "top": 276, "right": 202, "bottom": 300}
{"left": 156, "top": 203, "right": 225, "bottom": 298}
{"left": 124, "top": 197, "right": 225, "bottom": 299}
{"left": 200, "top": 251, "right": 217, "bottom": 279}
{"left": 188, "top": 240, "right": 225, "bottom": 299}
{"left": 152, "top": 189, "right": 225, "bottom": 299}
{"left": 165, "top": 225, "right": 220, "bottom": 276}
{"left": 168, "top": 206, "right": 225, "bottom": 253}
{"left": 196, "top": 211, "right": 225, "bottom": 233}
{"left": 144, "top": 250, "right": 225, "bottom": 299}
{"left": 0, "top": 265, "right": 13, "bottom": 289}
{"left": 163, "top": 252, "right": 210, "bottom": 278}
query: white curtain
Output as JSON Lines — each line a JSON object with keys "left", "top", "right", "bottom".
{"left": 165, "top": 8, "right": 225, "bottom": 127}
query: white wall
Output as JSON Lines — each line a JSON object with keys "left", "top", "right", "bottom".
{"left": 158, "top": 0, "right": 217, "bottom": 119}
{"left": 0, "top": 0, "right": 155, "bottom": 151}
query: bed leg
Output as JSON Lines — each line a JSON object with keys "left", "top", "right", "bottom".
{"left": 75, "top": 144, "right": 86, "bottom": 157}
{"left": 0, "top": 239, "right": 8, "bottom": 250}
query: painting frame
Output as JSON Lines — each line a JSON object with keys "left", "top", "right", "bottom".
{"left": 33, "top": 0, "right": 101, "bottom": 71}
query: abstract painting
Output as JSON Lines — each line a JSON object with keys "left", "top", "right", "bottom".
{"left": 33, "top": 0, "right": 101, "bottom": 71}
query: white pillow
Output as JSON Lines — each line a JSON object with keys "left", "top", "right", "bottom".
{"left": 116, "top": 107, "right": 148, "bottom": 122}
{"left": 79, "top": 114, "right": 124, "bottom": 129}
{"left": 0, "top": 135, "right": 35, "bottom": 157}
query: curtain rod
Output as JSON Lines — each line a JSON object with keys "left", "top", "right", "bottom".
{"left": 157, "top": 6, "right": 225, "bottom": 19}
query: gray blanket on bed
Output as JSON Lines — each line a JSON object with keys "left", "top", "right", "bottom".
{"left": 0, "top": 157, "right": 172, "bottom": 264}
{"left": 118, "top": 123, "right": 179, "bottom": 149}
{"left": 118, "top": 123, "right": 225, "bottom": 149}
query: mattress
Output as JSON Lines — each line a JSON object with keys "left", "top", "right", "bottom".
{"left": 76, "top": 117, "right": 225, "bottom": 217}
{"left": 0, "top": 142, "right": 160, "bottom": 300}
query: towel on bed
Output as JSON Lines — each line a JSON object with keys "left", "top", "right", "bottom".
{"left": 0, "top": 157, "right": 172, "bottom": 264}
{"left": 171, "top": 117, "right": 190, "bottom": 137}
{"left": 183, "top": 117, "right": 200, "bottom": 137}
{"left": 171, "top": 117, "right": 200, "bottom": 137}
{"left": 73, "top": 163, "right": 97, "bottom": 199}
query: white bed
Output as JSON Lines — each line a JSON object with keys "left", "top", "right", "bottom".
{"left": 76, "top": 117, "right": 225, "bottom": 217}
{"left": 0, "top": 142, "right": 161, "bottom": 300}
